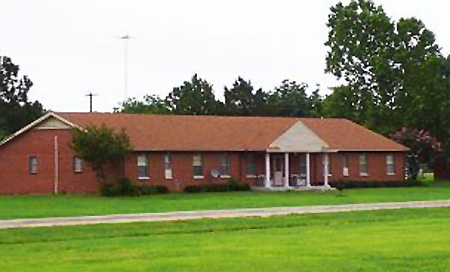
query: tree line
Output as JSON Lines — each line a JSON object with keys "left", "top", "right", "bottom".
{"left": 118, "top": 75, "right": 325, "bottom": 118}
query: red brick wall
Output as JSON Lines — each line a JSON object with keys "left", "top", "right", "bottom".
{"left": 0, "top": 128, "right": 123, "bottom": 195}
{"left": 0, "top": 128, "right": 406, "bottom": 195}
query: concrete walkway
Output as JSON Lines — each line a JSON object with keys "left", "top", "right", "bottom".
{"left": 1, "top": 200, "right": 449, "bottom": 230}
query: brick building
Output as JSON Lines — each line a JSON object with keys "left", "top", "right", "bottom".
{"left": 0, "top": 112, "right": 408, "bottom": 194}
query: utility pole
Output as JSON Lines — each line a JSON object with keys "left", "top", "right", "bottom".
{"left": 86, "top": 92, "right": 98, "bottom": 112}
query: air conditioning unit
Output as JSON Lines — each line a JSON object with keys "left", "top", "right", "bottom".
{"left": 343, "top": 167, "right": 349, "bottom": 176}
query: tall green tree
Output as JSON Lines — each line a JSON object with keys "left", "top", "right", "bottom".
{"left": 324, "top": 0, "right": 447, "bottom": 139}
{"left": 165, "top": 74, "right": 223, "bottom": 115}
{"left": 0, "top": 56, "right": 44, "bottom": 139}
{"left": 119, "top": 95, "right": 169, "bottom": 114}
{"left": 268, "top": 80, "right": 311, "bottom": 117}
{"left": 223, "top": 77, "right": 268, "bottom": 116}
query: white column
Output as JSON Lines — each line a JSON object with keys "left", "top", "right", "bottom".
{"left": 306, "top": 153, "right": 311, "bottom": 187}
{"left": 324, "top": 153, "right": 329, "bottom": 187}
{"left": 265, "top": 153, "right": 271, "bottom": 188}
{"left": 284, "top": 153, "right": 289, "bottom": 187}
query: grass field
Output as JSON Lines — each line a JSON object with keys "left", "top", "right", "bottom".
{"left": 0, "top": 180, "right": 449, "bottom": 220}
{"left": 0, "top": 207, "right": 449, "bottom": 271}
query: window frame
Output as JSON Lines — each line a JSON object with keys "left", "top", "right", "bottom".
{"left": 137, "top": 154, "right": 149, "bottom": 180}
{"left": 28, "top": 155, "right": 38, "bottom": 175}
{"left": 193, "top": 153, "right": 203, "bottom": 179}
{"left": 359, "top": 153, "right": 368, "bottom": 176}
{"left": 386, "top": 153, "right": 395, "bottom": 175}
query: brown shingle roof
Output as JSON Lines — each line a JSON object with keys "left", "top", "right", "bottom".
{"left": 58, "top": 113, "right": 297, "bottom": 151}
{"left": 57, "top": 113, "right": 408, "bottom": 152}
{"left": 301, "top": 118, "right": 408, "bottom": 151}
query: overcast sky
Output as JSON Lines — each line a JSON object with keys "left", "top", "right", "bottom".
{"left": 1, "top": 0, "right": 449, "bottom": 112}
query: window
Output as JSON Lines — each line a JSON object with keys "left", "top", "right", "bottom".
{"left": 342, "top": 153, "right": 349, "bottom": 176}
{"left": 73, "top": 156, "right": 82, "bottom": 173}
{"left": 137, "top": 154, "right": 149, "bottom": 179}
{"left": 359, "top": 153, "right": 368, "bottom": 176}
{"left": 29, "top": 156, "right": 37, "bottom": 174}
{"left": 246, "top": 153, "right": 256, "bottom": 177}
{"left": 220, "top": 153, "right": 230, "bottom": 177}
{"left": 193, "top": 154, "right": 203, "bottom": 178}
{"left": 165, "top": 153, "right": 172, "bottom": 179}
{"left": 386, "top": 154, "right": 395, "bottom": 175}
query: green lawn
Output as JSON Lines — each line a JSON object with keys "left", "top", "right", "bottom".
{"left": 0, "top": 180, "right": 449, "bottom": 220}
{"left": 0, "top": 208, "right": 449, "bottom": 271}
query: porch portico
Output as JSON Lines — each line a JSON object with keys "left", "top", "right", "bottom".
{"left": 259, "top": 120, "right": 333, "bottom": 190}
{"left": 261, "top": 151, "right": 332, "bottom": 190}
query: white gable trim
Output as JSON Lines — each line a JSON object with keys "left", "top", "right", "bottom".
{"left": 267, "top": 120, "right": 330, "bottom": 153}
{"left": 0, "top": 112, "right": 82, "bottom": 147}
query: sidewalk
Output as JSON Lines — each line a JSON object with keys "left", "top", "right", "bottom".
{"left": 1, "top": 200, "right": 449, "bottom": 229}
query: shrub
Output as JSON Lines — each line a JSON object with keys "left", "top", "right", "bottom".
{"left": 101, "top": 178, "right": 169, "bottom": 197}
{"left": 184, "top": 178, "right": 250, "bottom": 193}
{"left": 329, "top": 180, "right": 422, "bottom": 189}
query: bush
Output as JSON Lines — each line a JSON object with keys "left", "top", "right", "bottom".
{"left": 101, "top": 178, "right": 169, "bottom": 197}
{"left": 184, "top": 178, "right": 250, "bottom": 193}
{"left": 329, "top": 180, "right": 422, "bottom": 189}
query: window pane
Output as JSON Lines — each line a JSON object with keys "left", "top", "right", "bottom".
{"left": 220, "top": 153, "right": 230, "bottom": 176}
{"left": 387, "top": 154, "right": 395, "bottom": 174}
{"left": 165, "top": 153, "right": 172, "bottom": 179}
{"left": 359, "top": 153, "right": 368, "bottom": 174}
{"left": 29, "top": 156, "right": 37, "bottom": 174}
{"left": 193, "top": 154, "right": 202, "bottom": 166}
{"left": 193, "top": 154, "right": 203, "bottom": 177}
{"left": 73, "top": 156, "right": 82, "bottom": 172}
{"left": 247, "top": 153, "right": 256, "bottom": 176}
{"left": 137, "top": 155, "right": 148, "bottom": 178}
{"left": 137, "top": 155, "right": 147, "bottom": 166}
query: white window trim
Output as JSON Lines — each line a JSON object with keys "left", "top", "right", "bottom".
{"left": 194, "top": 175, "right": 204, "bottom": 179}
{"left": 137, "top": 154, "right": 149, "bottom": 180}
{"left": 246, "top": 175, "right": 257, "bottom": 178}
{"left": 220, "top": 175, "right": 231, "bottom": 179}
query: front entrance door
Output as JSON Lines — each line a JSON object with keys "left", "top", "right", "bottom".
{"left": 271, "top": 155, "right": 284, "bottom": 186}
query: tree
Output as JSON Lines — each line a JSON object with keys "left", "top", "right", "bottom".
{"left": 223, "top": 77, "right": 268, "bottom": 116}
{"left": 71, "top": 126, "right": 131, "bottom": 186}
{"left": 118, "top": 95, "right": 169, "bottom": 114}
{"left": 268, "top": 80, "right": 311, "bottom": 117}
{"left": 165, "top": 74, "right": 223, "bottom": 115}
{"left": 324, "top": 0, "right": 443, "bottom": 136}
{"left": 0, "top": 56, "right": 44, "bottom": 137}
{"left": 392, "top": 127, "right": 443, "bottom": 180}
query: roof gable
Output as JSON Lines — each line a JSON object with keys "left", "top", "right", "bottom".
{"left": 268, "top": 121, "right": 329, "bottom": 153}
